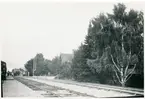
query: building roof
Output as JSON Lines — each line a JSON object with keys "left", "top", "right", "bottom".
{"left": 60, "top": 53, "right": 73, "bottom": 63}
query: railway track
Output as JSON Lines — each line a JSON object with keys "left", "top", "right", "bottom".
{"left": 31, "top": 76, "right": 144, "bottom": 97}
{"left": 55, "top": 79, "right": 143, "bottom": 96}
{"left": 14, "top": 77, "right": 96, "bottom": 98}
{"left": 15, "top": 76, "right": 144, "bottom": 98}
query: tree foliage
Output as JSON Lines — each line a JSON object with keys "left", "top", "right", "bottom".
{"left": 25, "top": 59, "right": 33, "bottom": 76}
{"left": 71, "top": 3, "right": 143, "bottom": 86}
{"left": 24, "top": 53, "right": 71, "bottom": 77}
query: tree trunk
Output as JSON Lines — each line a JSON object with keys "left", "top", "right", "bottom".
{"left": 121, "top": 82, "right": 125, "bottom": 87}
{"left": 121, "top": 67, "right": 125, "bottom": 87}
{"left": 121, "top": 32, "right": 126, "bottom": 87}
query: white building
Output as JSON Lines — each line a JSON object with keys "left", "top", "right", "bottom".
{"left": 60, "top": 53, "right": 73, "bottom": 64}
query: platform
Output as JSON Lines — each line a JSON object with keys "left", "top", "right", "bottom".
{"left": 2, "top": 76, "right": 42, "bottom": 97}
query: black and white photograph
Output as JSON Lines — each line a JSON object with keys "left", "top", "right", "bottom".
{"left": 0, "top": 0, "right": 144, "bottom": 98}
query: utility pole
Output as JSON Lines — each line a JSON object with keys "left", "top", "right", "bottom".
{"left": 33, "top": 56, "right": 37, "bottom": 76}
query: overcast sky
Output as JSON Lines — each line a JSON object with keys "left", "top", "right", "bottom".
{"left": 0, "top": 1, "right": 144, "bottom": 71}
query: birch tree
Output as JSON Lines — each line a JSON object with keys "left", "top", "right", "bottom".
{"left": 86, "top": 3, "right": 143, "bottom": 86}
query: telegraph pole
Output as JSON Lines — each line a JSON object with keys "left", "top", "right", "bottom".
{"left": 33, "top": 56, "right": 37, "bottom": 76}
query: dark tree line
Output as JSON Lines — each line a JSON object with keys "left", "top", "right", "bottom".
{"left": 71, "top": 3, "right": 143, "bottom": 87}
{"left": 24, "top": 53, "right": 71, "bottom": 78}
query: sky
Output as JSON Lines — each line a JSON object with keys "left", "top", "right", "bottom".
{"left": 0, "top": 1, "right": 144, "bottom": 71}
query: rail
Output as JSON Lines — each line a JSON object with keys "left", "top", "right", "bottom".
{"left": 32, "top": 76, "right": 144, "bottom": 97}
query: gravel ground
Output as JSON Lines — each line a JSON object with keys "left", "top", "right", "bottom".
{"left": 36, "top": 76, "right": 143, "bottom": 95}
{"left": 15, "top": 77, "right": 94, "bottom": 98}
{"left": 20, "top": 76, "right": 140, "bottom": 98}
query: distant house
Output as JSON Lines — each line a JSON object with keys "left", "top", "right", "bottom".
{"left": 60, "top": 53, "right": 73, "bottom": 64}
